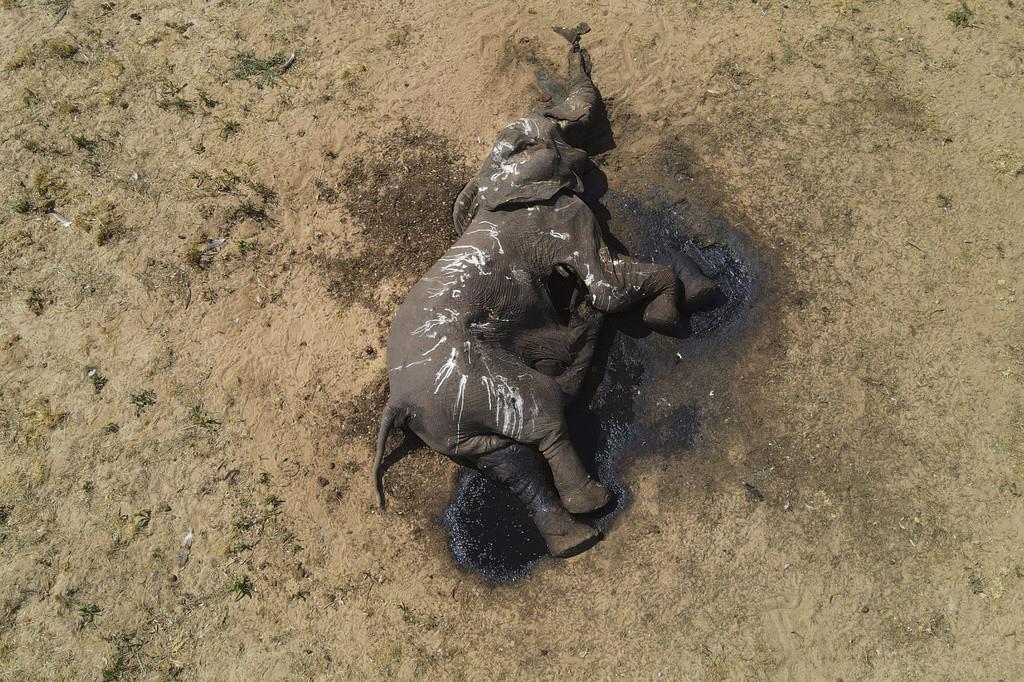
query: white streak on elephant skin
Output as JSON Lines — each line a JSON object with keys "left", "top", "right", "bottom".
{"left": 427, "top": 280, "right": 458, "bottom": 298}
{"left": 454, "top": 374, "right": 468, "bottom": 417}
{"left": 491, "top": 160, "right": 522, "bottom": 184}
{"left": 389, "top": 358, "right": 432, "bottom": 373}
{"left": 440, "top": 245, "right": 491, "bottom": 277}
{"left": 464, "top": 221, "right": 504, "bottom": 254}
{"left": 480, "top": 375, "right": 524, "bottom": 438}
{"left": 548, "top": 230, "right": 569, "bottom": 240}
{"left": 517, "top": 117, "right": 538, "bottom": 137}
{"left": 412, "top": 308, "right": 459, "bottom": 337}
{"left": 434, "top": 348, "right": 459, "bottom": 394}
{"left": 453, "top": 373, "right": 469, "bottom": 453}
{"left": 422, "top": 336, "right": 448, "bottom": 356}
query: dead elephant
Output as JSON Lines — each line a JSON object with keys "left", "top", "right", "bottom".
{"left": 375, "top": 26, "right": 717, "bottom": 558}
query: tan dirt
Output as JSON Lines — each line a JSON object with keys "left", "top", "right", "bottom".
{"left": 1, "top": 0, "right": 1022, "bottom": 679}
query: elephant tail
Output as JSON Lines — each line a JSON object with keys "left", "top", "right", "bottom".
{"left": 373, "top": 400, "right": 402, "bottom": 509}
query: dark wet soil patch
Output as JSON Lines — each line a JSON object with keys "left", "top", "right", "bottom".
{"left": 443, "top": 474, "right": 548, "bottom": 582}
{"left": 610, "top": 193, "right": 754, "bottom": 338}
{"left": 332, "top": 372, "right": 388, "bottom": 444}
{"left": 443, "top": 192, "right": 759, "bottom": 582}
{"left": 319, "top": 124, "right": 470, "bottom": 311}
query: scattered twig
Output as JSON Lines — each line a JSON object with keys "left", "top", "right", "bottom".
{"left": 282, "top": 49, "right": 297, "bottom": 71}
{"left": 53, "top": 0, "right": 71, "bottom": 23}
{"left": 742, "top": 481, "right": 764, "bottom": 502}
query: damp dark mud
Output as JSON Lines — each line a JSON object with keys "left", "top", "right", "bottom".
{"left": 442, "top": 191, "right": 763, "bottom": 583}
{"left": 318, "top": 124, "right": 469, "bottom": 312}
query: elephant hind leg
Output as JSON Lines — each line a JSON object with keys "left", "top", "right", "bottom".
{"left": 534, "top": 428, "right": 612, "bottom": 515}
{"left": 478, "top": 445, "right": 601, "bottom": 558}
{"left": 468, "top": 357, "right": 611, "bottom": 516}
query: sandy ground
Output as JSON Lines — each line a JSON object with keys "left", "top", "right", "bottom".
{"left": 2, "top": 0, "right": 1023, "bottom": 679}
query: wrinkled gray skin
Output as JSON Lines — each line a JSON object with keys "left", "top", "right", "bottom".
{"left": 376, "top": 28, "right": 716, "bottom": 558}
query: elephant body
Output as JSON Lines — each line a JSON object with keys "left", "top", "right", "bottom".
{"left": 376, "top": 29, "right": 716, "bottom": 558}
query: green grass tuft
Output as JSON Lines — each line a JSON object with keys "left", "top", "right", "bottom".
{"left": 231, "top": 200, "right": 268, "bottom": 223}
{"left": 947, "top": 1, "right": 974, "bottom": 27}
{"left": 229, "top": 51, "right": 289, "bottom": 89}
{"left": 129, "top": 389, "right": 156, "bottom": 416}
{"left": 187, "top": 404, "right": 221, "bottom": 429}
{"left": 164, "top": 21, "right": 193, "bottom": 34}
{"left": 86, "top": 368, "right": 108, "bottom": 394}
{"left": 228, "top": 575, "right": 254, "bottom": 600}
{"left": 197, "top": 89, "right": 218, "bottom": 108}
{"left": 237, "top": 239, "right": 257, "bottom": 256}
{"left": 219, "top": 119, "right": 241, "bottom": 139}
{"left": 70, "top": 134, "right": 96, "bottom": 151}
{"left": 77, "top": 603, "right": 101, "bottom": 626}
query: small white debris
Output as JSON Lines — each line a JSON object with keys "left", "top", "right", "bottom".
{"left": 48, "top": 212, "right": 72, "bottom": 228}
{"left": 178, "top": 530, "right": 194, "bottom": 567}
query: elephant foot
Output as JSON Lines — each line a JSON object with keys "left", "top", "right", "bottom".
{"left": 642, "top": 287, "right": 684, "bottom": 335}
{"left": 561, "top": 478, "right": 612, "bottom": 514}
{"left": 552, "top": 22, "right": 591, "bottom": 47}
{"left": 673, "top": 253, "right": 720, "bottom": 311}
{"left": 535, "top": 508, "right": 601, "bottom": 558}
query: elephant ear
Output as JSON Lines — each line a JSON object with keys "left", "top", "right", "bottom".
{"left": 476, "top": 114, "right": 587, "bottom": 211}
{"left": 451, "top": 178, "right": 479, "bottom": 235}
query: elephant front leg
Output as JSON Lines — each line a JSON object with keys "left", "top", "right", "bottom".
{"left": 554, "top": 313, "right": 602, "bottom": 402}
{"left": 576, "top": 247, "right": 718, "bottom": 335}
{"left": 673, "top": 251, "right": 719, "bottom": 311}
{"left": 477, "top": 445, "right": 601, "bottom": 558}
{"left": 577, "top": 249, "right": 681, "bottom": 333}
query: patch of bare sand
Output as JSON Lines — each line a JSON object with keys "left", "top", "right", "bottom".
{"left": 1, "top": 0, "right": 1022, "bottom": 679}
